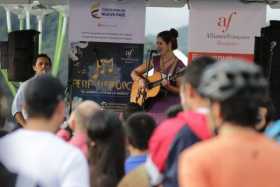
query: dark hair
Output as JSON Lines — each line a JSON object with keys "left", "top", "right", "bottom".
{"left": 87, "top": 111, "right": 126, "bottom": 187}
{"left": 181, "top": 56, "right": 216, "bottom": 89}
{"left": 220, "top": 89, "right": 263, "bottom": 127}
{"left": 24, "top": 75, "right": 64, "bottom": 119}
{"left": 125, "top": 112, "right": 156, "bottom": 150}
{"left": 157, "top": 28, "right": 178, "bottom": 50}
{"left": 165, "top": 104, "right": 183, "bottom": 118}
{"left": 260, "top": 99, "right": 276, "bottom": 123}
{"left": 256, "top": 99, "right": 276, "bottom": 132}
{"left": 32, "top": 53, "right": 52, "bottom": 66}
{"left": 122, "top": 102, "right": 144, "bottom": 121}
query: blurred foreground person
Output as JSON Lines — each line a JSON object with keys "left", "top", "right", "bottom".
{"left": 165, "top": 104, "right": 183, "bottom": 118}
{"left": 179, "top": 61, "right": 280, "bottom": 187}
{"left": 0, "top": 91, "right": 20, "bottom": 186}
{"left": 0, "top": 75, "right": 89, "bottom": 187}
{"left": 87, "top": 110, "right": 126, "bottom": 187}
{"left": 57, "top": 100, "right": 101, "bottom": 158}
{"left": 146, "top": 56, "right": 216, "bottom": 187}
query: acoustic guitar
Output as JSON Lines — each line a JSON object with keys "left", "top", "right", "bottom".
{"left": 130, "top": 69, "right": 185, "bottom": 106}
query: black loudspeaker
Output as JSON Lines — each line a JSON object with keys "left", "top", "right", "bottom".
{"left": 0, "top": 42, "right": 8, "bottom": 69}
{"left": 8, "top": 30, "right": 40, "bottom": 82}
{"left": 255, "top": 21, "right": 280, "bottom": 118}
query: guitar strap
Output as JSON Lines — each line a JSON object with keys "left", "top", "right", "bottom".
{"left": 168, "top": 59, "right": 179, "bottom": 79}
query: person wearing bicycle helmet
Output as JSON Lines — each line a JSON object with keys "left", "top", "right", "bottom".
{"left": 178, "top": 61, "right": 280, "bottom": 187}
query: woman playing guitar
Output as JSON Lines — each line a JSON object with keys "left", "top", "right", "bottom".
{"left": 130, "top": 28, "right": 185, "bottom": 123}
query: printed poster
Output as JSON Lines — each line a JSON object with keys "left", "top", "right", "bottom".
{"left": 69, "top": 0, "right": 145, "bottom": 111}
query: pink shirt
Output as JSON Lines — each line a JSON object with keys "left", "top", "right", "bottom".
{"left": 179, "top": 129, "right": 280, "bottom": 187}
{"left": 57, "top": 129, "right": 88, "bottom": 158}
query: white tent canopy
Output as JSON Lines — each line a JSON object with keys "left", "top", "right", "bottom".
{"left": 0, "top": 0, "right": 67, "bottom": 6}
{"left": 0, "top": 0, "right": 279, "bottom": 8}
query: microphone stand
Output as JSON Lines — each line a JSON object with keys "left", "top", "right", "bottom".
{"left": 146, "top": 49, "right": 152, "bottom": 80}
{"left": 146, "top": 49, "right": 156, "bottom": 81}
{"left": 267, "top": 41, "right": 277, "bottom": 81}
{"left": 141, "top": 49, "right": 154, "bottom": 109}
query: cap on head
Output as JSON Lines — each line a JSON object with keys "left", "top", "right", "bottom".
{"left": 198, "top": 61, "right": 268, "bottom": 102}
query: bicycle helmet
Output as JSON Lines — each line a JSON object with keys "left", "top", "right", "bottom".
{"left": 198, "top": 61, "right": 268, "bottom": 102}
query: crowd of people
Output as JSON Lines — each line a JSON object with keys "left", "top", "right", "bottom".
{"left": 1, "top": 29, "right": 280, "bottom": 187}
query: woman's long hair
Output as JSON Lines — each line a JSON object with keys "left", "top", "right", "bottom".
{"left": 87, "top": 110, "right": 126, "bottom": 187}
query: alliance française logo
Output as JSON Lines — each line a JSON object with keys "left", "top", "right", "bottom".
{"left": 217, "top": 11, "right": 237, "bottom": 33}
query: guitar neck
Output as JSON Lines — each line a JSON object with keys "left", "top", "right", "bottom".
{"left": 147, "top": 68, "right": 185, "bottom": 89}
{"left": 148, "top": 80, "right": 162, "bottom": 89}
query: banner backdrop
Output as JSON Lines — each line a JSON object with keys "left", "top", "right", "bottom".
{"left": 69, "top": 0, "right": 145, "bottom": 111}
{"left": 69, "top": 0, "right": 145, "bottom": 44}
{"left": 188, "top": 0, "right": 266, "bottom": 62}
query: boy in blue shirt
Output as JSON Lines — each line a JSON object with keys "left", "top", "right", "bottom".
{"left": 124, "top": 112, "right": 156, "bottom": 174}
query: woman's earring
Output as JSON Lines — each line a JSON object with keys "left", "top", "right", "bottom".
{"left": 169, "top": 46, "right": 172, "bottom": 52}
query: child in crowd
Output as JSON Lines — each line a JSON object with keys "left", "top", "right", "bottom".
{"left": 124, "top": 112, "right": 156, "bottom": 174}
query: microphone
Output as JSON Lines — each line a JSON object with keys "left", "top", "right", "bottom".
{"left": 150, "top": 49, "right": 158, "bottom": 53}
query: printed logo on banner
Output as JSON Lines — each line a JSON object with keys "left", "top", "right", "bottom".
{"left": 206, "top": 10, "right": 250, "bottom": 44}
{"left": 121, "top": 47, "right": 139, "bottom": 63}
{"left": 90, "top": 0, "right": 101, "bottom": 19}
{"left": 217, "top": 11, "right": 237, "bottom": 33}
{"left": 90, "top": 1, "right": 127, "bottom": 20}
{"left": 125, "top": 48, "right": 135, "bottom": 58}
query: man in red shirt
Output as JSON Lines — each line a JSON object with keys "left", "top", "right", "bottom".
{"left": 146, "top": 56, "right": 216, "bottom": 187}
